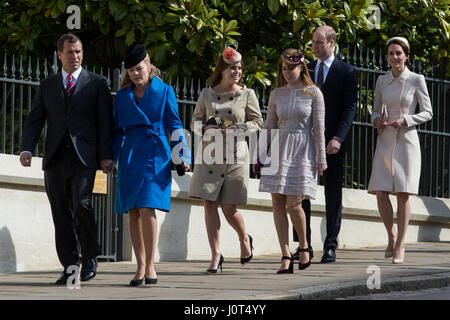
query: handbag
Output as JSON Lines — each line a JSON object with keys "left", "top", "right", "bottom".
{"left": 205, "top": 115, "right": 224, "bottom": 128}
{"left": 204, "top": 115, "right": 238, "bottom": 130}
{"left": 377, "top": 103, "right": 388, "bottom": 135}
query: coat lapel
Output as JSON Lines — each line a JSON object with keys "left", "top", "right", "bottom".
{"left": 322, "top": 58, "right": 339, "bottom": 90}
{"left": 308, "top": 60, "right": 317, "bottom": 84}
{"left": 399, "top": 68, "right": 414, "bottom": 109}
{"left": 54, "top": 72, "right": 67, "bottom": 113}
{"left": 72, "top": 68, "right": 88, "bottom": 98}
{"left": 65, "top": 68, "right": 88, "bottom": 112}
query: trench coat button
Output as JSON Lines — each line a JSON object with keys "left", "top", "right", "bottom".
{"left": 229, "top": 97, "right": 233, "bottom": 100}
{"left": 221, "top": 174, "right": 225, "bottom": 177}
{"left": 228, "top": 110, "right": 232, "bottom": 114}
{"left": 209, "top": 170, "right": 213, "bottom": 174}
{"left": 217, "top": 97, "right": 221, "bottom": 100}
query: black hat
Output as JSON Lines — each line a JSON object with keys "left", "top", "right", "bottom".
{"left": 124, "top": 44, "right": 146, "bottom": 69}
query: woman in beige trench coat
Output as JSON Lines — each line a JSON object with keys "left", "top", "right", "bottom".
{"left": 368, "top": 37, "right": 433, "bottom": 264}
{"left": 188, "top": 45, "right": 263, "bottom": 273}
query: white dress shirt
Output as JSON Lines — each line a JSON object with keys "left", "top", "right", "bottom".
{"left": 314, "top": 55, "right": 335, "bottom": 84}
{"left": 62, "top": 66, "right": 82, "bottom": 89}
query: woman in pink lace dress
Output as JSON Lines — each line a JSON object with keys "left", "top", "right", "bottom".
{"left": 257, "top": 49, "right": 327, "bottom": 274}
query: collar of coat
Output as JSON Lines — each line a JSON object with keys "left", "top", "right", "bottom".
{"left": 386, "top": 67, "right": 411, "bottom": 84}
{"left": 209, "top": 84, "right": 248, "bottom": 97}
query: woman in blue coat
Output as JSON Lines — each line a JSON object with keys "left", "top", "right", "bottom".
{"left": 113, "top": 45, "right": 191, "bottom": 286}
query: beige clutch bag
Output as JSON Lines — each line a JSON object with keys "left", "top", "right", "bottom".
{"left": 377, "top": 103, "right": 388, "bottom": 135}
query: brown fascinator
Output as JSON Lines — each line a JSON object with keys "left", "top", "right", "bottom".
{"left": 282, "top": 49, "right": 305, "bottom": 66}
{"left": 222, "top": 40, "right": 242, "bottom": 64}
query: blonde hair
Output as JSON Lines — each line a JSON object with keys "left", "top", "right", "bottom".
{"left": 120, "top": 54, "right": 161, "bottom": 88}
{"left": 275, "top": 49, "right": 316, "bottom": 92}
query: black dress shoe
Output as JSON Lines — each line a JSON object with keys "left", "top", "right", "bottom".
{"left": 293, "top": 246, "right": 314, "bottom": 260}
{"left": 80, "top": 258, "right": 97, "bottom": 282}
{"left": 320, "top": 249, "right": 336, "bottom": 263}
{"left": 55, "top": 272, "right": 71, "bottom": 285}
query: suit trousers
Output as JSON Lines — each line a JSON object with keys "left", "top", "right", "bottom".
{"left": 44, "top": 139, "right": 101, "bottom": 269}
{"left": 293, "top": 152, "right": 345, "bottom": 251}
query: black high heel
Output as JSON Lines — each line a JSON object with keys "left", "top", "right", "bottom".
{"left": 240, "top": 234, "right": 254, "bottom": 265}
{"left": 129, "top": 276, "right": 145, "bottom": 287}
{"left": 298, "top": 248, "right": 311, "bottom": 270}
{"left": 145, "top": 266, "right": 158, "bottom": 284}
{"left": 206, "top": 254, "right": 224, "bottom": 274}
{"left": 145, "top": 277, "right": 158, "bottom": 284}
{"left": 277, "top": 256, "right": 294, "bottom": 274}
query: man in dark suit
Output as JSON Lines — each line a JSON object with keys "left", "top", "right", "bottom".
{"left": 19, "top": 33, "right": 114, "bottom": 284}
{"left": 293, "top": 26, "right": 357, "bottom": 263}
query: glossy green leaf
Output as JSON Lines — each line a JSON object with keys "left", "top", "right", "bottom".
{"left": 57, "top": 0, "right": 66, "bottom": 13}
{"left": 125, "top": 31, "right": 135, "bottom": 46}
{"left": 165, "top": 12, "right": 180, "bottom": 23}
{"left": 267, "top": 0, "right": 280, "bottom": 15}
{"left": 174, "top": 25, "right": 186, "bottom": 40}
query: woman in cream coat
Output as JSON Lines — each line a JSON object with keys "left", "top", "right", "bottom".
{"left": 368, "top": 37, "right": 432, "bottom": 264}
{"left": 189, "top": 45, "right": 263, "bottom": 273}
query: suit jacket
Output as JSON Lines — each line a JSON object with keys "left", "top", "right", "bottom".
{"left": 307, "top": 58, "right": 357, "bottom": 153}
{"left": 20, "top": 68, "right": 114, "bottom": 170}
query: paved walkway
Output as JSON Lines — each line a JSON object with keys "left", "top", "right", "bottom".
{"left": 0, "top": 242, "right": 449, "bottom": 300}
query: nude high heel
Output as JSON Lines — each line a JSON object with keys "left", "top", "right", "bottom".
{"left": 392, "top": 246, "right": 405, "bottom": 264}
{"left": 384, "top": 249, "right": 393, "bottom": 258}
{"left": 385, "top": 238, "right": 396, "bottom": 258}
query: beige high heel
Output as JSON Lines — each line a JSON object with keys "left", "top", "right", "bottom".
{"left": 385, "top": 238, "right": 396, "bottom": 258}
{"left": 392, "top": 246, "right": 405, "bottom": 264}
{"left": 384, "top": 249, "right": 393, "bottom": 258}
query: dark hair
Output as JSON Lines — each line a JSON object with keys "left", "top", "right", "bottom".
{"left": 57, "top": 33, "right": 82, "bottom": 52}
{"left": 208, "top": 56, "right": 244, "bottom": 87}
{"left": 386, "top": 39, "right": 411, "bottom": 69}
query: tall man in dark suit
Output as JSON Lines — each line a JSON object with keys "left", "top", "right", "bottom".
{"left": 293, "top": 26, "right": 357, "bottom": 263}
{"left": 19, "top": 33, "right": 114, "bottom": 284}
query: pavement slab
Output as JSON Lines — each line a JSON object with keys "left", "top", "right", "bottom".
{"left": 0, "top": 242, "right": 449, "bottom": 301}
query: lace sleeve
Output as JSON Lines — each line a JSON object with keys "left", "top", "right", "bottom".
{"left": 312, "top": 87, "right": 326, "bottom": 164}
